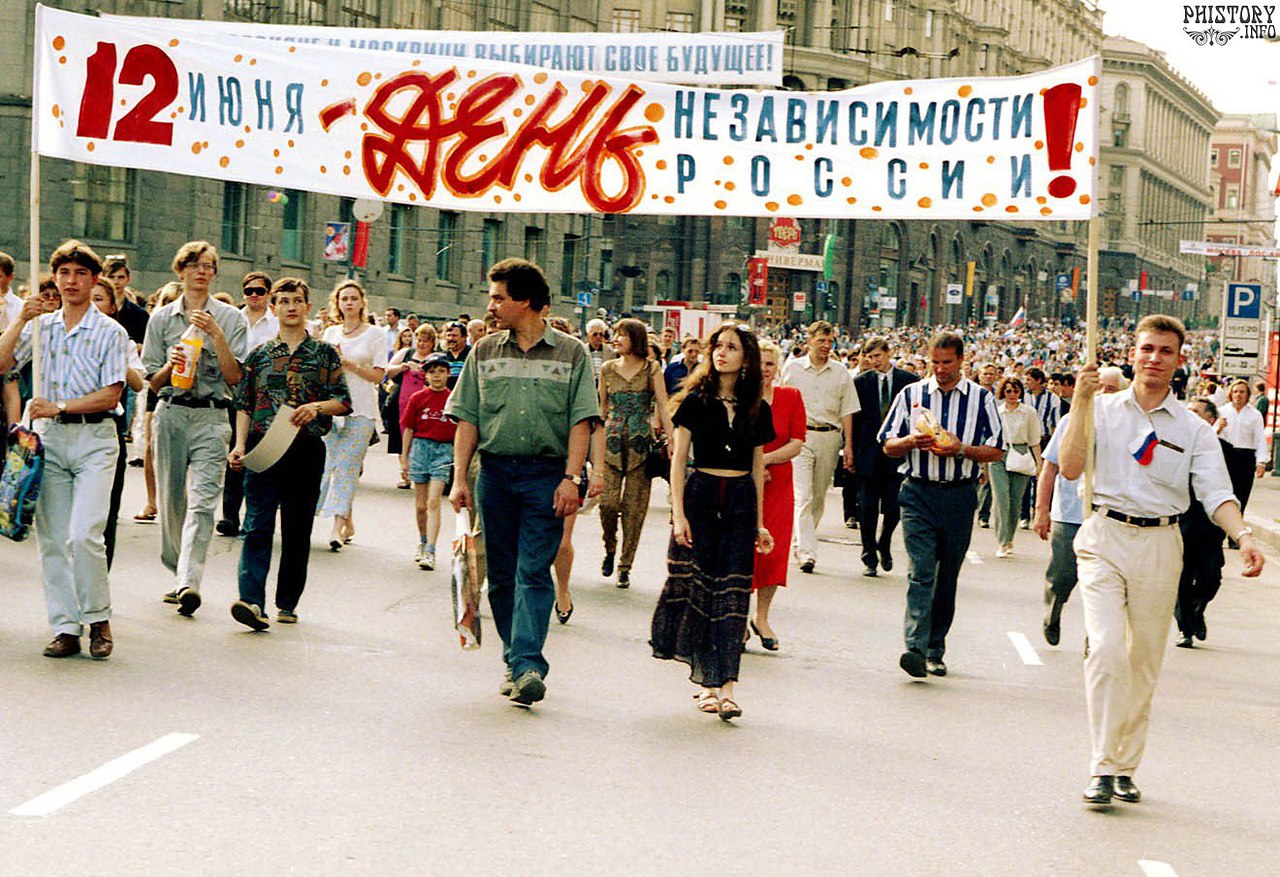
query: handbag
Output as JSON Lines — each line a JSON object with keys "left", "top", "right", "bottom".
{"left": 1, "top": 424, "right": 45, "bottom": 542}
{"left": 645, "top": 435, "right": 670, "bottom": 481}
{"left": 1005, "top": 443, "right": 1037, "bottom": 476}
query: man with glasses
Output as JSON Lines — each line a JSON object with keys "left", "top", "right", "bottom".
{"left": 217, "top": 272, "right": 274, "bottom": 537}
{"left": 142, "top": 241, "right": 248, "bottom": 617}
{"left": 583, "top": 318, "right": 616, "bottom": 380}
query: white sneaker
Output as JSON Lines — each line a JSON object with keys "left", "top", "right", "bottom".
{"left": 995, "top": 546, "right": 1009, "bottom": 559}
{"left": 419, "top": 549, "right": 435, "bottom": 571}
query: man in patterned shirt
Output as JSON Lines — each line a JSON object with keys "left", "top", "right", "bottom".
{"left": 227, "top": 278, "right": 351, "bottom": 631}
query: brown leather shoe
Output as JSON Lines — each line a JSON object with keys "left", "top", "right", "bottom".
{"left": 89, "top": 621, "right": 113, "bottom": 659}
{"left": 43, "top": 633, "right": 81, "bottom": 658}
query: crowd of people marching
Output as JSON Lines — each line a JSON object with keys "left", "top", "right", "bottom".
{"left": 0, "top": 241, "right": 1269, "bottom": 804}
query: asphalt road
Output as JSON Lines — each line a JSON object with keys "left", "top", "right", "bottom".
{"left": 1, "top": 454, "right": 1277, "bottom": 876}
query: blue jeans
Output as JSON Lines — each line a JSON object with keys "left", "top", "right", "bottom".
{"left": 238, "top": 435, "right": 326, "bottom": 612}
{"left": 899, "top": 478, "right": 978, "bottom": 660}
{"left": 477, "top": 454, "right": 566, "bottom": 679}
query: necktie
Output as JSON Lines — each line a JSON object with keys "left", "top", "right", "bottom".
{"left": 880, "top": 374, "right": 891, "bottom": 418}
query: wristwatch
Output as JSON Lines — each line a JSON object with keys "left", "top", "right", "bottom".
{"left": 562, "top": 473, "right": 582, "bottom": 486}
{"left": 1233, "top": 526, "right": 1254, "bottom": 542}
{"left": 57, "top": 401, "right": 67, "bottom": 415}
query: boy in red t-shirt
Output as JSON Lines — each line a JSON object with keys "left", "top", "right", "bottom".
{"left": 399, "top": 354, "right": 456, "bottom": 569}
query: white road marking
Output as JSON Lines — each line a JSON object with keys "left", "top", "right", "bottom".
{"left": 1138, "top": 861, "right": 1179, "bottom": 877}
{"left": 1007, "top": 631, "right": 1043, "bottom": 666}
{"left": 965, "top": 550, "right": 984, "bottom": 565}
{"left": 10, "top": 732, "right": 199, "bottom": 817}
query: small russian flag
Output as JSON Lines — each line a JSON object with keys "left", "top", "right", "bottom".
{"left": 1131, "top": 430, "right": 1159, "bottom": 466}
{"left": 1001, "top": 306, "right": 1026, "bottom": 339}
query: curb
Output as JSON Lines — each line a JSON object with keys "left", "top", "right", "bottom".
{"left": 1244, "top": 511, "right": 1280, "bottom": 556}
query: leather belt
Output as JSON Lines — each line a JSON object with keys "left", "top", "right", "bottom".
{"left": 1093, "top": 506, "right": 1181, "bottom": 528}
{"left": 907, "top": 476, "right": 976, "bottom": 489}
{"left": 806, "top": 424, "right": 839, "bottom": 432}
{"left": 56, "top": 412, "right": 109, "bottom": 424}
{"left": 163, "top": 396, "right": 232, "bottom": 410}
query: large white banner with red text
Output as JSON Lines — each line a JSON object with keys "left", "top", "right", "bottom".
{"left": 103, "top": 14, "right": 787, "bottom": 87}
{"left": 34, "top": 6, "right": 1100, "bottom": 220}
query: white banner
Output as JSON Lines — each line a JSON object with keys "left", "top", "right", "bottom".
{"left": 35, "top": 7, "right": 1100, "bottom": 220}
{"left": 1180, "top": 239, "right": 1280, "bottom": 259}
{"left": 945, "top": 282, "right": 963, "bottom": 304}
{"left": 103, "top": 14, "right": 786, "bottom": 87}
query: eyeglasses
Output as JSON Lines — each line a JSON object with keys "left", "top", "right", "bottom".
{"left": 243, "top": 287, "right": 268, "bottom": 297}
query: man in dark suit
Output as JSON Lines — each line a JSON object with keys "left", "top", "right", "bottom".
{"left": 851, "top": 337, "right": 918, "bottom": 577}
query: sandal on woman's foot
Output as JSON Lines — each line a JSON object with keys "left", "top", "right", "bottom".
{"left": 717, "top": 698, "right": 742, "bottom": 721}
{"left": 695, "top": 690, "right": 720, "bottom": 714}
{"left": 750, "top": 620, "right": 779, "bottom": 652}
{"left": 133, "top": 508, "right": 157, "bottom": 522}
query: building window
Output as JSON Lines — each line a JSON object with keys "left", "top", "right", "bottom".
{"left": 722, "top": 272, "right": 742, "bottom": 304}
{"left": 524, "top": 226, "right": 546, "bottom": 266}
{"left": 482, "top": 219, "right": 502, "bottom": 278}
{"left": 1225, "top": 185, "right": 1239, "bottom": 208}
{"left": 388, "top": 203, "right": 410, "bottom": 274}
{"left": 724, "top": 15, "right": 745, "bottom": 31}
{"left": 598, "top": 244, "right": 614, "bottom": 289}
{"left": 655, "top": 270, "right": 672, "bottom": 298}
{"left": 1113, "top": 125, "right": 1128, "bottom": 148}
{"left": 73, "top": 165, "right": 135, "bottom": 242}
{"left": 437, "top": 211, "right": 457, "bottom": 281}
{"left": 283, "top": 0, "right": 327, "bottom": 24}
{"left": 221, "top": 182, "right": 248, "bottom": 254}
{"left": 281, "top": 189, "right": 305, "bottom": 262}
{"left": 342, "top": 0, "right": 380, "bottom": 26}
{"left": 977, "top": 44, "right": 989, "bottom": 71}
{"left": 884, "top": 0, "right": 894, "bottom": 21}
{"left": 1210, "top": 148, "right": 1219, "bottom": 167}
{"left": 1228, "top": 149, "right": 1242, "bottom": 168}
{"left": 666, "top": 11, "right": 693, "bottom": 32}
{"left": 924, "top": 9, "right": 934, "bottom": 37}
{"left": 560, "top": 234, "right": 581, "bottom": 299}
{"left": 612, "top": 8, "right": 640, "bottom": 32}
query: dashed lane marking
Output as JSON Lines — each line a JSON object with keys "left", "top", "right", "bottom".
{"left": 10, "top": 732, "right": 199, "bottom": 818}
{"left": 1007, "top": 631, "right": 1043, "bottom": 666}
{"left": 1138, "top": 862, "right": 1178, "bottom": 877}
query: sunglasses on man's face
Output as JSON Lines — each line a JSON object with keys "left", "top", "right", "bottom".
{"left": 243, "top": 287, "right": 268, "bottom": 297}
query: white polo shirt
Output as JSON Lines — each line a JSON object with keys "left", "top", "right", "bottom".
{"left": 780, "top": 353, "right": 859, "bottom": 429}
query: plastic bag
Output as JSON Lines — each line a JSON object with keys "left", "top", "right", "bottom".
{"left": 450, "top": 508, "right": 482, "bottom": 649}
{"left": 0, "top": 424, "right": 45, "bottom": 542}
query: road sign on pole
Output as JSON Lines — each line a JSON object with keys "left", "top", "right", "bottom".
{"left": 1221, "top": 282, "right": 1262, "bottom": 377}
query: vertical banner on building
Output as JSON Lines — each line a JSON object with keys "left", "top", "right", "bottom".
{"left": 746, "top": 257, "right": 768, "bottom": 306}
{"left": 323, "top": 222, "right": 350, "bottom": 262}
{"left": 351, "top": 220, "right": 370, "bottom": 268}
{"left": 965, "top": 261, "right": 975, "bottom": 298}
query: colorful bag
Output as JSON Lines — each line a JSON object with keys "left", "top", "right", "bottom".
{"left": 450, "top": 508, "right": 482, "bottom": 650}
{"left": 0, "top": 424, "right": 45, "bottom": 542}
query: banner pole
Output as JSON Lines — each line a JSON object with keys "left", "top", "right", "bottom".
{"left": 27, "top": 148, "right": 41, "bottom": 427}
{"left": 1082, "top": 216, "right": 1099, "bottom": 514}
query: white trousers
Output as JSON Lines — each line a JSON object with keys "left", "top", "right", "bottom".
{"left": 791, "top": 429, "right": 844, "bottom": 564}
{"left": 34, "top": 419, "right": 118, "bottom": 635}
{"left": 1074, "top": 513, "right": 1182, "bottom": 776}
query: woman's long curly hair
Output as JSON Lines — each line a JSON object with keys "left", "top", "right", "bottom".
{"left": 671, "top": 321, "right": 764, "bottom": 423}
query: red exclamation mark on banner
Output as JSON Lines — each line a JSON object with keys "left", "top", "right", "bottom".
{"left": 1042, "top": 83, "right": 1082, "bottom": 198}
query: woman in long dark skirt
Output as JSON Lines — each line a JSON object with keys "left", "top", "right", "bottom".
{"left": 650, "top": 322, "right": 774, "bottom": 722}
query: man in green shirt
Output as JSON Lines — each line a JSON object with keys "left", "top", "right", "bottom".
{"left": 448, "top": 258, "right": 598, "bottom": 706}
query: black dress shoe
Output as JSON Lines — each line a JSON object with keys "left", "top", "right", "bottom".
{"left": 899, "top": 649, "right": 927, "bottom": 678}
{"left": 1043, "top": 586, "right": 1064, "bottom": 647}
{"left": 880, "top": 553, "right": 893, "bottom": 572}
{"left": 1113, "top": 776, "right": 1141, "bottom": 803}
{"left": 616, "top": 569, "right": 630, "bottom": 589}
{"left": 844, "top": 518, "right": 857, "bottom": 529}
{"left": 1082, "top": 775, "right": 1114, "bottom": 805}
{"left": 925, "top": 658, "right": 947, "bottom": 677}
{"left": 863, "top": 565, "right": 877, "bottom": 577}
{"left": 799, "top": 559, "right": 815, "bottom": 574}
{"left": 1194, "top": 614, "right": 1207, "bottom": 642}
{"left": 601, "top": 554, "right": 615, "bottom": 577}
{"left": 1176, "top": 634, "right": 1194, "bottom": 649}
{"left": 215, "top": 520, "right": 240, "bottom": 537}
{"left": 555, "top": 603, "right": 573, "bottom": 625}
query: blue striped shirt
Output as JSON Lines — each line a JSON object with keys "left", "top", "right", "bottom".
{"left": 1029, "top": 390, "right": 1062, "bottom": 438}
{"left": 878, "top": 376, "right": 1004, "bottom": 481}
{"left": 13, "top": 304, "right": 130, "bottom": 402}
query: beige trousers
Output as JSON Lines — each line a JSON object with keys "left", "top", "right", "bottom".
{"left": 792, "top": 428, "right": 844, "bottom": 564}
{"left": 1074, "top": 513, "right": 1182, "bottom": 776}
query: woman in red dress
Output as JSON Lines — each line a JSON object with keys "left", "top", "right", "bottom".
{"left": 750, "top": 340, "right": 806, "bottom": 651}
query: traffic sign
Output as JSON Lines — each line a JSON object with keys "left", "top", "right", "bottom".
{"left": 792, "top": 291, "right": 807, "bottom": 311}
{"left": 1221, "top": 283, "right": 1262, "bottom": 377}
{"left": 575, "top": 290, "right": 594, "bottom": 307}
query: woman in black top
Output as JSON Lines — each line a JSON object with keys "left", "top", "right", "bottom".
{"left": 650, "top": 322, "right": 774, "bottom": 721}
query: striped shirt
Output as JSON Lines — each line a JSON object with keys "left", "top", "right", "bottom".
{"left": 878, "top": 376, "right": 1004, "bottom": 481}
{"left": 12, "top": 304, "right": 130, "bottom": 402}
{"left": 1029, "top": 390, "right": 1062, "bottom": 438}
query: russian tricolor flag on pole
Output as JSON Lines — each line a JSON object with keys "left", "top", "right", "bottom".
{"left": 1002, "top": 306, "right": 1026, "bottom": 339}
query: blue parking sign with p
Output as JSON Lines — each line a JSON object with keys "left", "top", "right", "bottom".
{"left": 1226, "top": 283, "right": 1261, "bottom": 319}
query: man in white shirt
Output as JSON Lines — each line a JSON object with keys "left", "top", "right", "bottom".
{"left": 0, "top": 251, "right": 23, "bottom": 329}
{"left": 780, "top": 320, "right": 859, "bottom": 574}
{"left": 1060, "top": 314, "right": 1264, "bottom": 806}
{"left": 1216, "top": 378, "right": 1268, "bottom": 520}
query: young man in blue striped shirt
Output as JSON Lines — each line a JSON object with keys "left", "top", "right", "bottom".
{"left": 880, "top": 332, "right": 1004, "bottom": 679}
{"left": 0, "top": 240, "right": 131, "bottom": 659}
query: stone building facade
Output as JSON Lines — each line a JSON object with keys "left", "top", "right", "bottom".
{"left": 7, "top": 1, "right": 1228, "bottom": 331}
{"left": 1202, "top": 113, "right": 1277, "bottom": 325}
